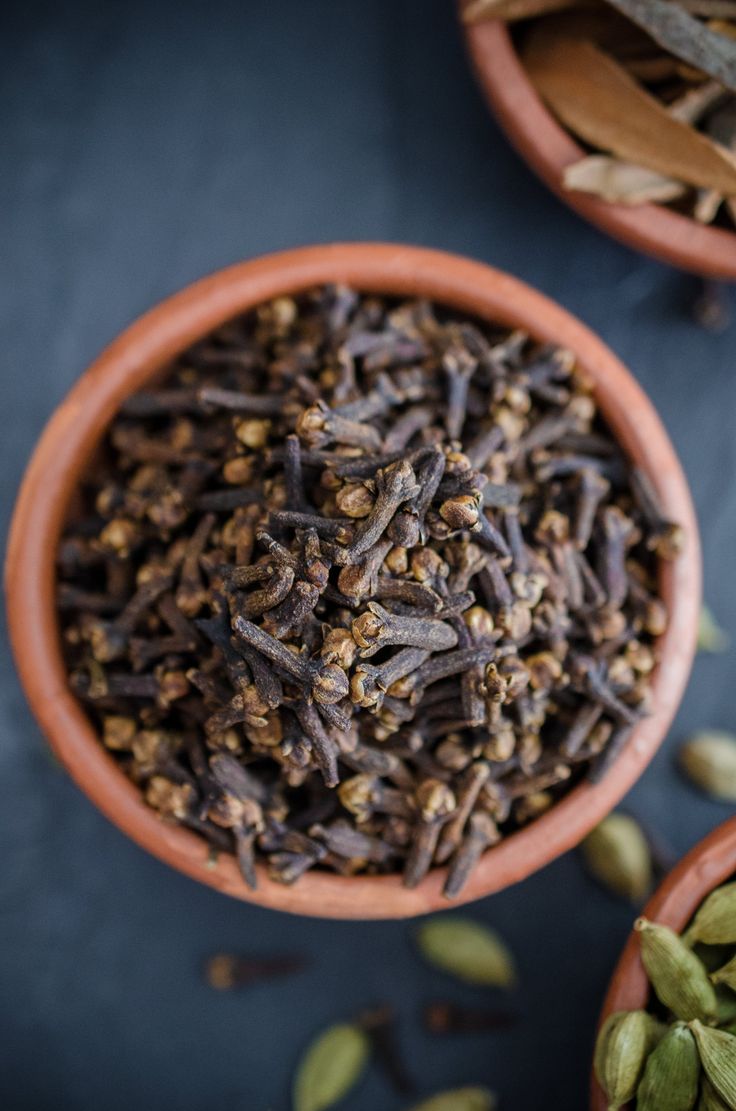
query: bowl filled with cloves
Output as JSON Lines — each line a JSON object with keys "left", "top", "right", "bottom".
{"left": 460, "top": 0, "right": 736, "bottom": 281}
{"left": 6, "top": 242, "right": 700, "bottom": 918}
{"left": 591, "top": 816, "right": 736, "bottom": 1110}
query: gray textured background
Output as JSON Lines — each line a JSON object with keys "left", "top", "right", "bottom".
{"left": 2, "top": 1, "right": 735, "bottom": 1108}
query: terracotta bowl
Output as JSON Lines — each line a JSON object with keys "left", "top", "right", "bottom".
{"left": 5, "top": 243, "right": 701, "bottom": 919}
{"left": 460, "top": 15, "right": 736, "bottom": 281}
{"left": 591, "top": 816, "right": 736, "bottom": 1109}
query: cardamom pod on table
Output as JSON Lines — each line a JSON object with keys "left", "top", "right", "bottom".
{"left": 697, "top": 606, "right": 730, "bottom": 654}
{"left": 416, "top": 918, "right": 516, "bottom": 988}
{"left": 408, "top": 1088, "right": 495, "bottom": 1111}
{"left": 679, "top": 732, "right": 736, "bottom": 802}
{"left": 292, "top": 1023, "right": 369, "bottom": 1111}
{"left": 582, "top": 813, "right": 652, "bottom": 903}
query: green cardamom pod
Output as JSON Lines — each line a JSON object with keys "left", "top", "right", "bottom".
{"left": 712, "top": 953, "right": 736, "bottom": 992}
{"left": 416, "top": 917, "right": 516, "bottom": 988}
{"left": 582, "top": 813, "right": 652, "bottom": 903}
{"left": 684, "top": 882, "right": 736, "bottom": 946}
{"left": 593, "top": 1009, "right": 663, "bottom": 1109}
{"left": 698, "top": 1074, "right": 731, "bottom": 1110}
{"left": 594, "top": 1012, "right": 626, "bottom": 1086}
{"left": 635, "top": 918, "right": 717, "bottom": 1022}
{"left": 292, "top": 1023, "right": 369, "bottom": 1111}
{"left": 408, "top": 1087, "right": 496, "bottom": 1111}
{"left": 698, "top": 606, "right": 730, "bottom": 654}
{"left": 690, "top": 1021, "right": 736, "bottom": 1108}
{"left": 637, "top": 1023, "right": 700, "bottom": 1111}
{"left": 679, "top": 732, "right": 736, "bottom": 802}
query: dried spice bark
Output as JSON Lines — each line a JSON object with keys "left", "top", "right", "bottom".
{"left": 57, "top": 286, "right": 678, "bottom": 897}
{"left": 524, "top": 35, "right": 736, "bottom": 194}
{"left": 467, "top": 0, "right": 736, "bottom": 228}
{"left": 606, "top": 0, "right": 736, "bottom": 91}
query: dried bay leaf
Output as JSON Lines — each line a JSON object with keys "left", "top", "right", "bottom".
{"left": 416, "top": 917, "right": 517, "bottom": 987}
{"left": 292, "top": 1023, "right": 369, "bottom": 1111}
{"left": 605, "top": 0, "right": 736, "bottom": 92}
{"left": 562, "top": 80, "right": 726, "bottom": 205}
{"left": 523, "top": 34, "right": 736, "bottom": 194}
{"left": 563, "top": 155, "right": 686, "bottom": 204}
{"left": 409, "top": 1088, "right": 496, "bottom": 1111}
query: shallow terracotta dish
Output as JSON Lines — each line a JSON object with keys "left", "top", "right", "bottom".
{"left": 6, "top": 243, "right": 701, "bottom": 919}
{"left": 461, "top": 15, "right": 736, "bottom": 281}
{"left": 591, "top": 816, "right": 736, "bottom": 1110}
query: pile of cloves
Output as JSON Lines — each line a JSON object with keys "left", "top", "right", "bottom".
{"left": 57, "top": 285, "right": 680, "bottom": 897}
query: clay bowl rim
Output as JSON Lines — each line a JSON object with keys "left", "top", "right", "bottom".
{"left": 5, "top": 241, "right": 701, "bottom": 920}
{"left": 460, "top": 14, "right": 736, "bottom": 282}
{"left": 590, "top": 816, "right": 736, "bottom": 1110}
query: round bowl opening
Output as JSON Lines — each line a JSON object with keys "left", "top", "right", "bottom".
{"left": 6, "top": 243, "right": 701, "bottom": 918}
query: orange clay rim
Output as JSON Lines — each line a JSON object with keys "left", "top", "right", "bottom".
{"left": 590, "top": 816, "right": 736, "bottom": 1109}
{"left": 461, "top": 16, "right": 736, "bottom": 282}
{"left": 6, "top": 243, "right": 701, "bottom": 919}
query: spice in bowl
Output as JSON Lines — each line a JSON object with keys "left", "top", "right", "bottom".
{"left": 594, "top": 880, "right": 736, "bottom": 1109}
{"left": 465, "top": 0, "right": 736, "bottom": 229}
{"left": 56, "top": 285, "right": 679, "bottom": 897}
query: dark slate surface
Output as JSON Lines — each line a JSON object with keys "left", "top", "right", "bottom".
{"left": 2, "top": 2, "right": 735, "bottom": 1108}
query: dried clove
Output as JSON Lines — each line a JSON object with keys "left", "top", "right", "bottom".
{"left": 204, "top": 951, "right": 307, "bottom": 990}
{"left": 423, "top": 1001, "right": 517, "bottom": 1035}
{"left": 58, "top": 286, "right": 676, "bottom": 895}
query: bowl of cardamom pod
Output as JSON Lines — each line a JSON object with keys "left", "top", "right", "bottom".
{"left": 460, "top": 0, "right": 736, "bottom": 281}
{"left": 592, "top": 816, "right": 736, "bottom": 1110}
{"left": 6, "top": 242, "right": 700, "bottom": 918}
